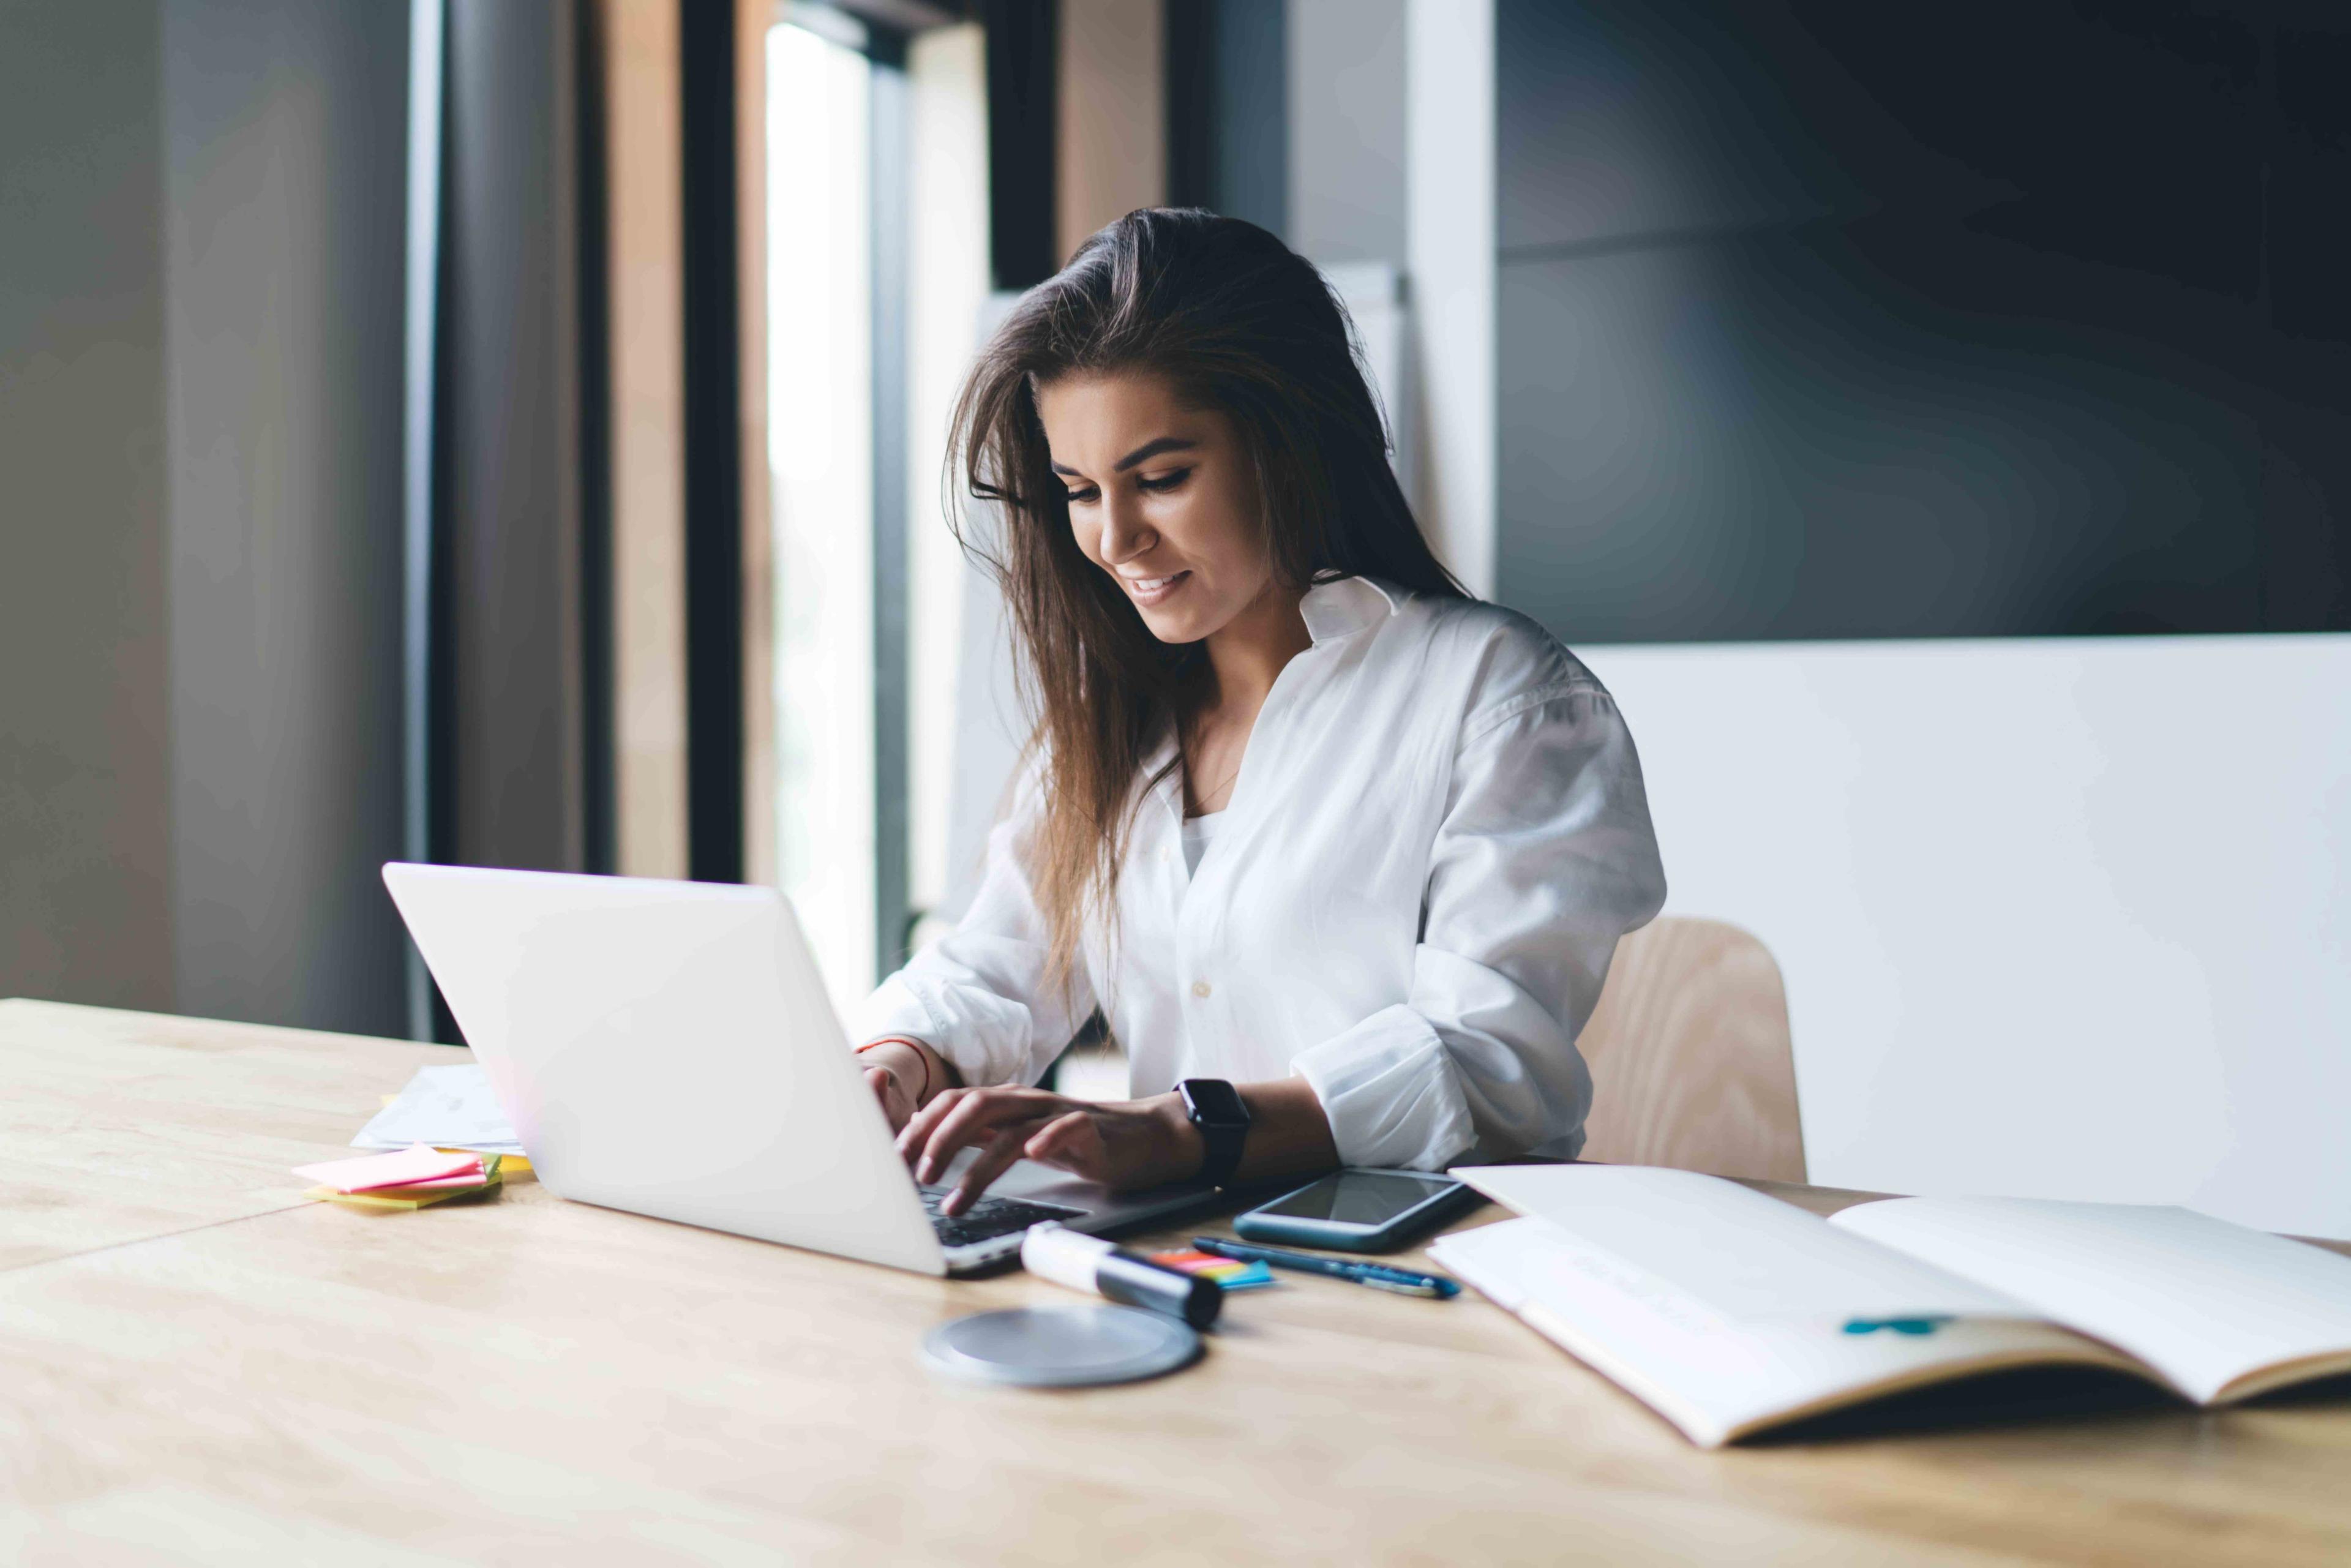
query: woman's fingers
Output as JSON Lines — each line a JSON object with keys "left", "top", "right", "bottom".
{"left": 895, "top": 1084, "right": 972, "bottom": 1166}
{"left": 906, "top": 1087, "right": 1043, "bottom": 1187}
{"left": 904, "top": 1088, "right": 998, "bottom": 1183}
{"left": 891, "top": 1085, "right": 1122, "bottom": 1210}
{"left": 944, "top": 1125, "right": 1041, "bottom": 1217}
{"left": 1022, "top": 1109, "right": 1108, "bottom": 1178}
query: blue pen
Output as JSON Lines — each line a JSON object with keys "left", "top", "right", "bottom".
{"left": 1192, "top": 1237, "right": 1460, "bottom": 1299}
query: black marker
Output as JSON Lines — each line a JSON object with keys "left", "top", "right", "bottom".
{"left": 1022, "top": 1224, "right": 1222, "bottom": 1329}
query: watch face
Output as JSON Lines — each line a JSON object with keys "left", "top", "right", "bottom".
{"left": 1180, "top": 1078, "right": 1250, "bottom": 1128}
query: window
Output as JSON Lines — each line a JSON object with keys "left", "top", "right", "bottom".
{"left": 764, "top": 7, "right": 989, "bottom": 1016}
{"left": 766, "top": 12, "right": 877, "bottom": 1012}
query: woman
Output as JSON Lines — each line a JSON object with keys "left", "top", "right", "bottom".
{"left": 856, "top": 209, "right": 1666, "bottom": 1217}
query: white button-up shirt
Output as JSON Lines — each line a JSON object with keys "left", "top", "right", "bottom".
{"left": 855, "top": 576, "right": 1668, "bottom": 1170}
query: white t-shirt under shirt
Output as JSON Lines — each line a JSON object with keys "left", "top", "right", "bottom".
{"left": 1179, "top": 810, "right": 1223, "bottom": 876}
{"left": 856, "top": 574, "right": 1668, "bottom": 1172}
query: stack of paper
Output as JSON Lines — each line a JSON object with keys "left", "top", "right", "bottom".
{"left": 353, "top": 1063, "right": 525, "bottom": 1158}
{"left": 295, "top": 1145, "right": 506, "bottom": 1210}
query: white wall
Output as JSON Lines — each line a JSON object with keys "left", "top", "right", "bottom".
{"left": 1288, "top": 0, "right": 1406, "bottom": 267}
{"left": 1289, "top": 1, "right": 1414, "bottom": 493}
{"left": 1581, "top": 632, "right": 2351, "bottom": 1240}
{"left": 1403, "top": 0, "right": 1495, "bottom": 595}
{"left": 940, "top": 296, "right": 1030, "bottom": 926}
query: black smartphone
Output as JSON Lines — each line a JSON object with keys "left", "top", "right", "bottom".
{"left": 1233, "top": 1168, "right": 1480, "bottom": 1253}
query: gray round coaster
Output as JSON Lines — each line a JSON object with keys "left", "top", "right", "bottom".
{"left": 921, "top": 1304, "right": 1202, "bottom": 1388}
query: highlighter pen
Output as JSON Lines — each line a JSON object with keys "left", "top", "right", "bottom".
{"left": 1191, "top": 1237, "right": 1460, "bottom": 1299}
{"left": 1022, "top": 1224, "right": 1223, "bottom": 1329}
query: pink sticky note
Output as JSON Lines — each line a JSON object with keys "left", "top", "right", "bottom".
{"left": 372, "top": 1170, "right": 495, "bottom": 1193}
{"left": 293, "top": 1145, "right": 482, "bottom": 1193}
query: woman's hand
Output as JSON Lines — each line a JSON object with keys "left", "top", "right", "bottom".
{"left": 897, "top": 1086, "right": 1205, "bottom": 1216}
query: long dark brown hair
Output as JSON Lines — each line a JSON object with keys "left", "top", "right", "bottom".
{"left": 947, "top": 208, "right": 1466, "bottom": 982}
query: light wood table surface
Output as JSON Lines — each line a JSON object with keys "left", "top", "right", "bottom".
{"left": 4, "top": 998, "right": 2349, "bottom": 1566}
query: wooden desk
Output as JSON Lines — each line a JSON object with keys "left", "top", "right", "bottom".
{"left": 4, "top": 998, "right": 2349, "bottom": 1565}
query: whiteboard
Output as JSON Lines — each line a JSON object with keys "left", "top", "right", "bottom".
{"left": 1579, "top": 632, "right": 2351, "bottom": 1239}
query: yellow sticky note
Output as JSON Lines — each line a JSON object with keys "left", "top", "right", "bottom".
{"left": 307, "top": 1172, "right": 503, "bottom": 1211}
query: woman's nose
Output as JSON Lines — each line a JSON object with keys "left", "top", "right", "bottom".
{"left": 1098, "top": 490, "right": 1156, "bottom": 563}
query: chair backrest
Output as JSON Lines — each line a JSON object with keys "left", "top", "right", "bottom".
{"left": 1574, "top": 916, "right": 1805, "bottom": 1183}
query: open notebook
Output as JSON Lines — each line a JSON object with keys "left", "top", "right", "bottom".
{"left": 1429, "top": 1166, "right": 2351, "bottom": 1448}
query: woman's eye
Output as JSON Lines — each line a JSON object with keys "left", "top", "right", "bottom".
{"left": 1065, "top": 486, "right": 1100, "bottom": 506}
{"left": 1138, "top": 468, "right": 1191, "bottom": 493}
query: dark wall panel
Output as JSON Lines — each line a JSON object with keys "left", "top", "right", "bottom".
{"left": 1164, "top": 0, "right": 1286, "bottom": 236}
{"left": 443, "top": 0, "right": 590, "bottom": 871}
{"left": 165, "top": 0, "right": 413, "bottom": 1034}
{"left": 984, "top": 0, "right": 1059, "bottom": 287}
{"left": 0, "top": 0, "right": 174, "bottom": 1011}
{"left": 1496, "top": 0, "right": 2351, "bottom": 645}
{"left": 1501, "top": 217, "right": 2273, "bottom": 642}
{"left": 681, "top": 0, "right": 744, "bottom": 880}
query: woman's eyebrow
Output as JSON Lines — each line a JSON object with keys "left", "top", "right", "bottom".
{"left": 1112, "top": 436, "right": 1198, "bottom": 471}
{"left": 1049, "top": 435, "right": 1199, "bottom": 478}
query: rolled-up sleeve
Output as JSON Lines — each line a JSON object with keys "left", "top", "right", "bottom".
{"left": 1291, "top": 681, "right": 1667, "bottom": 1169}
{"left": 852, "top": 770, "right": 1095, "bottom": 1090}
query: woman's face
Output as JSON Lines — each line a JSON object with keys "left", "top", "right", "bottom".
{"left": 1035, "top": 371, "right": 1276, "bottom": 645}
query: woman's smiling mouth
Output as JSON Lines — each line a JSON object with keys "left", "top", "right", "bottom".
{"left": 1120, "top": 570, "right": 1191, "bottom": 606}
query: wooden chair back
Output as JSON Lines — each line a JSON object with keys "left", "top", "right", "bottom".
{"left": 1574, "top": 916, "right": 1805, "bottom": 1182}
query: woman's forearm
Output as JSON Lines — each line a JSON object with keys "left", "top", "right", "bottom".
{"left": 1138, "top": 1075, "right": 1339, "bottom": 1190}
{"left": 1231, "top": 1076, "right": 1342, "bottom": 1184}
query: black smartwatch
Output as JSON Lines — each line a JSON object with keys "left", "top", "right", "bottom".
{"left": 1178, "top": 1078, "right": 1253, "bottom": 1188}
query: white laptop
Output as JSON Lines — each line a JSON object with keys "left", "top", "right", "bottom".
{"left": 381, "top": 862, "right": 1215, "bottom": 1275}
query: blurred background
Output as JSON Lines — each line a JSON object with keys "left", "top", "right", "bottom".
{"left": 3, "top": 1, "right": 2347, "bottom": 1223}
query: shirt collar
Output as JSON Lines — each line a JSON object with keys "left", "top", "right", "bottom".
{"left": 1134, "top": 576, "right": 1399, "bottom": 820}
{"left": 1299, "top": 574, "right": 1400, "bottom": 645}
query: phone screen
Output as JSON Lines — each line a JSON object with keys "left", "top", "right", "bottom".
{"left": 1256, "top": 1170, "right": 1460, "bottom": 1226}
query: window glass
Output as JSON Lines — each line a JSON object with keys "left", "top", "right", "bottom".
{"left": 767, "top": 18, "right": 876, "bottom": 1012}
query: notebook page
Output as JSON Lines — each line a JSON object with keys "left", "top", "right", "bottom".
{"left": 1830, "top": 1197, "right": 2351, "bottom": 1403}
{"left": 1431, "top": 1217, "right": 2127, "bottom": 1447}
{"left": 1455, "top": 1165, "right": 2025, "bottom": 1324}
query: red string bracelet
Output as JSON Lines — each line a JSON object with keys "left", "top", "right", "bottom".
{"left": 855, "top": 1037, "right": 932, "bottom": 1103}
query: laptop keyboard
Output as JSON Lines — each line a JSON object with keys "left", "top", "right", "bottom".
{"left": 918, "top": 1186, "right": 1082, "bottom": 1250}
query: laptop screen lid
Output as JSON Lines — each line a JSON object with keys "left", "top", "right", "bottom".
{"left": 381, "top": 862, "right": 947, "bottom": 1275}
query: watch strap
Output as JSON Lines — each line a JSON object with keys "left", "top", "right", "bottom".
{"left": 1196, "top": 1117, "right": 1247, "bottom": 1188}
{"left": 1181, "top": 1079, "right": 1251, "bottom": 1188}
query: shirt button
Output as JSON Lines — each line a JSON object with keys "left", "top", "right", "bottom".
{"left": 1191, "top": 980, "right": 1212, "bottom": 999}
